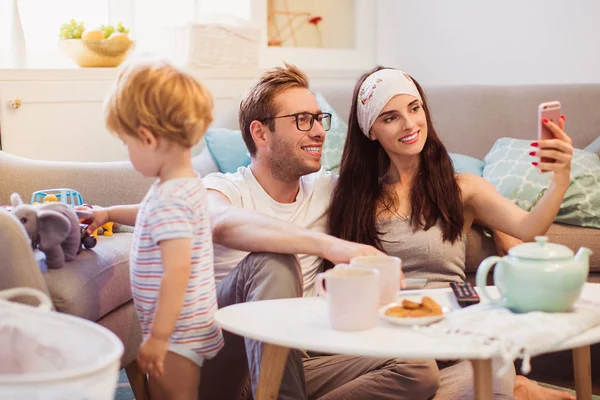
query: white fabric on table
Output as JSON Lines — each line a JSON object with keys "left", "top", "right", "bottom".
{"left": 417, "top": 296, "right": 600, "bottom": 377}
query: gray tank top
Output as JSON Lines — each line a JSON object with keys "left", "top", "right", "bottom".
{"left": 378, "top": 217, "right": 466, "bottom": 289}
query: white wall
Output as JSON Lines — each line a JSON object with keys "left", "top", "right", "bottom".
{"left": 376, "top": 0, "right": 600, "bottom": 85}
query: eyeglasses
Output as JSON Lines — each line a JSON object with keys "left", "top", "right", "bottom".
{"left": 262, "top": 112, "right": 332, "bottom": 132}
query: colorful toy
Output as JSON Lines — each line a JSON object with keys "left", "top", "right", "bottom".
{"left": 43, "top": 194, "right": 59, "bottom": 203}
{"left": 80, "top": 224, "right": 97, "bottom": 249}
{"left": 10, "top": 192, "right": 81, "bottom": 269}
{"left": 30, "top": 189, "right": 84, "bottom": 207}
{"left": 78, "top": 204, "right": 114, "bottom": 237}
{"left": 99, "top": 222, "right": 114, "bottom": 236}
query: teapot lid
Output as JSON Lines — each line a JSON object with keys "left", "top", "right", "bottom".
{"left": 508, "top": 236, "right": 574, "bottom": 260}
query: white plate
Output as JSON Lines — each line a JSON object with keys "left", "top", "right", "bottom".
{"left": 379, "top": 302, "right": 446, "bottom": 326}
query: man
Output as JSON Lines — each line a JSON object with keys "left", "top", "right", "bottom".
{"left": 199, "top": 64, "right": 440, "bottom": 400}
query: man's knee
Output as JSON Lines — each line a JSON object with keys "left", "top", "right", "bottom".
{"left": 244, "top": 252, "right": 302, "bottom": 280}
{"left": 242, "top": 252, "right": 303, "bottom": 298}
{"left": 389, "top": 359, "right": 440, "bottom": 398}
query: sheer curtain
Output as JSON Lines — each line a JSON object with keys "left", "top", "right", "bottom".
{"left": 0, "top": 0, "right": 251, "bottom": 68}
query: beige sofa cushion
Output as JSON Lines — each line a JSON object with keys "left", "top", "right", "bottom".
{"left": 466, "top": 223, "right": 600, "bottom": 274}
{"left": 45, "top": 233, "right": 133, "bottom": 321}
{"left": 0, "top": 151, "right": 153, "bottom": 206}
{"left": 465, "top": 225, "right": 498, "bottom": 273}
{"left": 0, "top": 150, "right": 220, "bottom": 206}
{"left": 544, "top": 223, "right": 600, "bottom": 272}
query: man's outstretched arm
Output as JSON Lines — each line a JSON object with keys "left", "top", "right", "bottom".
{"left": 208, "top": 190, "right": 383, "bottom": 265}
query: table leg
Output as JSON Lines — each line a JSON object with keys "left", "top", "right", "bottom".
{"left": 470, "top": 359, "right": 493, "bottom": 400}
{"left": 573, "top": 345, "right": 592, "bottom": 400}
{"left": 256, "top": 343, "right": 290, "bottom": 400}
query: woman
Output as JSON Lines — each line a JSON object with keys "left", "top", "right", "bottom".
{"left": 328, "top": 67, "right": 575, "bottom": 400}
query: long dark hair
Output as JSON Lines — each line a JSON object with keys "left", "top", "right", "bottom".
{"left": 327, "top": 66, "right": 463, "bottom": 256}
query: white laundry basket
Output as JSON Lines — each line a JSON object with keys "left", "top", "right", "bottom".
{"left": 0, "top": 288, "right": 124, "bottom": 400}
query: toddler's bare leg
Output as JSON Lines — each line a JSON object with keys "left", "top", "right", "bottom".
{"left": 147, "top": 351, "right": 201, "bottom": 400}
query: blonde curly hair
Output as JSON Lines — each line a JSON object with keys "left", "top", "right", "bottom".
{"left": 104, "top": 58, "right": 213, "bottom": 148}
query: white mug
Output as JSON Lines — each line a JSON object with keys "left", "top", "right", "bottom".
{"left": 316, "top": 265, "right": 380, "bottom": 331}
{"left": 350, "top": 255, "right": 402, "bottom": 305}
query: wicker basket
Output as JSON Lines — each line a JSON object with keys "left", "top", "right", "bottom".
{"left": 58, "top": 39, "right": 135, "bottom": 68}
{"left": 167, "top": 23, "right": 260, "bottom": 68}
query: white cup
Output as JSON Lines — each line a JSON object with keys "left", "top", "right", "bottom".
{"left": 350, "top": 255, "right": 402, "bottom": 305}
{"left": 316, "top": 264, "right": 380, "bottom": 331}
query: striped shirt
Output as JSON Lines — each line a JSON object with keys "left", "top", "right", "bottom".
{"left": 131, "top": 176, "right": 224, "bottom": 360}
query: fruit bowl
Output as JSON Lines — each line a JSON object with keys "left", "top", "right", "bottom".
{"left": 58, "top": 39, "right": 135, "bottom": 68}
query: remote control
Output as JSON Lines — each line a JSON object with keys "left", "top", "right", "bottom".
{"left": 450, "top": 282, "right": 480, "bottom": 308}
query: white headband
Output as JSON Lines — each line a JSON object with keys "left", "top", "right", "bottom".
{"left": 357, "top": 69, "right": 422, "bottom": 137}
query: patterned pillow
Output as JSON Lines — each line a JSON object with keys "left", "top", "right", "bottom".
{"left": 483, "top": 138, "right": 600, "bottom": 229}
{"left": 315, "top": 92, "right": 348, "bottom": 171}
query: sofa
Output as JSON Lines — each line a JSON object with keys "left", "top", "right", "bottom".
{"left": 1, "top": 83, "right": 599, "bottom": 394}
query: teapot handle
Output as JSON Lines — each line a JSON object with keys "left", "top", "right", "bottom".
{"left": 475, "top": 256, "right": 502, "bottom": 305}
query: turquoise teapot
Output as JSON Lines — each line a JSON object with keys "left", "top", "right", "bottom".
{"left": 476, "top": 236, "right": 592, "bottom": 313}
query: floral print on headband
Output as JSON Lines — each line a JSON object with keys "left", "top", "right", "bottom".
{"left": 359, "top": 77, "right": 383, "bottom": 105}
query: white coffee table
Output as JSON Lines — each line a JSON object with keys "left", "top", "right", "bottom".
{"left": 214, "top": 283, "right": 600, "bottom": 400}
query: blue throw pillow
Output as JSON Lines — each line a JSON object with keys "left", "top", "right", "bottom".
{"left": 315, "top": 92, "right": 348, "bottom": 171}
{"left": 483, "top": 138, "right": 600, "bottom": 229}
{"left": 203, "top": 128, "right": 250, "bottom": 173}
{"left": 449, "top": 153, "right": 485, "bottom": 176}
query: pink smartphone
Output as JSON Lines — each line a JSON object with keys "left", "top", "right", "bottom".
{"left": 538, "top": 101, "right": 561, "bottom": 141}
{"left": 537, "top": 101, "right": 561, "bottom": 165}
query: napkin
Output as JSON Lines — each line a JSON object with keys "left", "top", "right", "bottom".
{"left": 417, "top": 296, "right": 600, "bottom": 377}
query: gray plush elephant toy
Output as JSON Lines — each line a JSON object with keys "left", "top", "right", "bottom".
{"left": 10, "top": 193, "right": 82, "bottom": 269}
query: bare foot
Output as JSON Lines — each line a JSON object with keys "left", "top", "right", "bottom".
{"left": 514, "top": 375, "right": 576, "bottom": 400}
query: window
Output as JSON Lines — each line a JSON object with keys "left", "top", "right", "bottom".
{"left": 0, "top": 0, "right": 251, "bottom": 68}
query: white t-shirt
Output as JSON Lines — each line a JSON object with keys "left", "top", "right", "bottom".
{"left": 203, "top": 167, "right": 337, "bottom": 296}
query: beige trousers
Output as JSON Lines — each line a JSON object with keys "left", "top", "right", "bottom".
{"left": 198, "top": 252, "right": 440, "bottom": 400}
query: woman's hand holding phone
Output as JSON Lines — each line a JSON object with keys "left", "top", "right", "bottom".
{"left": 531, "top": 105, "right": 573, "bottom": 187}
